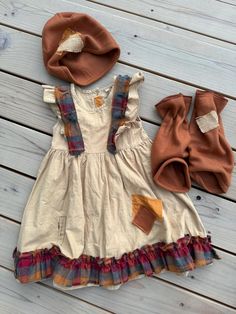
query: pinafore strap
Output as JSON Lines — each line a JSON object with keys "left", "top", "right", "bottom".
{"left": 54, "top": 86, "right": 85, "bottom": 156}
{"left": 107, "top": 75, "right": 131, "bottom": 154}
{"left": 54, "top": 75, "right": 131, "bottom": 156}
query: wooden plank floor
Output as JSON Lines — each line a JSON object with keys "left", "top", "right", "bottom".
{"left": 0, "top": 0, "right": 236, "bottom": 313}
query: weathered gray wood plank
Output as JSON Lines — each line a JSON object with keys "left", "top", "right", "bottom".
{"left": 1, "top": 0, "right": 236, "bottom": 312}
{"left": 158, "top": 254, "right": 236, "bottom": 308}
{"left": 0, "top": 118, "right": 50, "bottom": 176}
{"left": 1, "top": 118, "right": 236, "bottom": 202}
{"left": 0, "top": 267, "right": 109, "bottom": 314}
{"left": 188, "top": 189, "right": 236, "bottom": 253}
{"left": 1, "top": 0, "right": 236, "bottom": 96}
{"left": 1, "top": 166, "right": 236, "bottom": 254}
{"left": 89, "top": 0, "right": 236, "bottom": 43}
{"left": 1, "top": 217, "right": 235, "bottom": 313}
{"left": 0, "top": 72, "right": 57, "bottom": 131}
{"left": 1, "top": 69, "right": 236, "bottom": 150}
{"left": 0, "top": 168, "right": 34, "bottom": 222}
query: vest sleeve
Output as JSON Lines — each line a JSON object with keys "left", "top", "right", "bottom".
{"left": 42, "top": 85, "right": 61, "bottom": 119}
{"left": 125, "top": 71, "right": 144, "bottom": 121}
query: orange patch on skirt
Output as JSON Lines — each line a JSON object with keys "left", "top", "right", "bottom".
{"left": 131, "top": 194, "right": 163, "bottom": 235}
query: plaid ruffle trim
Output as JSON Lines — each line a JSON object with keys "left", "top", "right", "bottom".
{"left": 12, "top": 235, "right": 219, "bottom": 288}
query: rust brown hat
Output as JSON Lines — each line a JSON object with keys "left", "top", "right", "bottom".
{"left": 42, "top": 12, "right": 120, "bottom": 86}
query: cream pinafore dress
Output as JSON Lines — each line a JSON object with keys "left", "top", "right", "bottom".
{"left": 13, "top": 72, "right": 217, "bottom": 290}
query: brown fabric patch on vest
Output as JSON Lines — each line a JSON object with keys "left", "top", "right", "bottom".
{"left": 195, "top": 110, "right": 219, "bottom": 133}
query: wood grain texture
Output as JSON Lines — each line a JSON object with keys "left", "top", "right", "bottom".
{"left": 1, "top": 69, "right": 236, "bottom": 151}
{"left": 0, "top": 267, "right": 109, "bottom": 314}
{"left": 1, "top": 0, "right": 236, "bottom": 311}
{"left": 1, "top": 0, "right": 236, "bottom": 96}
{"left": 188, "top": 189, "right": 236, "bottom": 253}
{"left": 0, "top": 168, "right": 34, "bottom": 222}
{"left": 89, "top": 0, "right": 236, "bottom": 43}
{"left": 158, "top": 254, "right": 236, "bottom": 308}
{"left": 1, "top": 217, "right": 235, "bottom": 314}
{"left": 1, "top": 117, "right": 235, "bottom": 201}
{"left": 1, "top": 165, "right": 236, "bottom": 254}
{"left": 0, "top": 119, "right": 236, "bottom": 200}
{"left": 0, "top": 118, "right": 51, "bottom": 176}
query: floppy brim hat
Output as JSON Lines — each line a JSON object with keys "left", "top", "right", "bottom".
{"left": 42, "top": 12, "right": 120, "bottom": 86}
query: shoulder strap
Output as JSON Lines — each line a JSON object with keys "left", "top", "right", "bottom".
{"left": 107, "top": 75, "right": 131, "bottom": 154}
{"left": 54, "top": 86, "right": 85, "bottom": 156}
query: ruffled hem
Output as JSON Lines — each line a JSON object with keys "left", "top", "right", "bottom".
{"left": 13, "top": 235, "right": 219, "bottom": 289}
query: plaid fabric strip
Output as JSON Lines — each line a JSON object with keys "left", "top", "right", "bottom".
{"left": 12, "top": 235, "right": 219, "bottom": 288}
{"left": 107, "top": 75, "right": 131, "bottom": 154}
{"left": 13, "top": 247, "right": 53, "bottom": 283}
{"left": 54, "top": 86, "right": 85, "bottom": 156}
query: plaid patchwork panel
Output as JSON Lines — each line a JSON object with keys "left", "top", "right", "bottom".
{"left": 107, "top": 75, "right": 131, "bottom": 154}
{"left": 13, "top": 235, "right": 219, "bottom": 288}
{"left": 54, "top": 86, "right": 85, "bottom": 156}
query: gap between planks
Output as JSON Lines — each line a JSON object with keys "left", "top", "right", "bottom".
{"left": 1, "top": 0, "right": 236, "bottom": 97}
{"left": 1, "top": 260, "right": 235, "bottom": 313}
{"left": 152, "top": 275, "right": 236, "bottom": 311}
{"left": 1, "top": 216, "right": 235, "bottom": 312}
{"left": 1, "top": 58, "right": 236, "bottom": 150}
{"left": 84, "top": 0, "right": 236, "bottom": 46}
{"left": 2, "top": 0, "right": 235, "bottom": 46}
{"left": 0, "top": 265, "right": 113, "bottom": 314}
{"left": 1, "top": 117, "right": 236, "bottom": 205}
{"left": 0, "top": 1, "right": 235, "bottom": 312}
{"left": 0, "top": 21, "right": 41, "bottom": 37}
{"left": 118, "top": 60, "right": 236, "bottom": 101}
{"left": 2, "top": 210, "right": 235, "bottom": 257}
{"left": 0, "top": 27, "right": 236, "bottom": 101}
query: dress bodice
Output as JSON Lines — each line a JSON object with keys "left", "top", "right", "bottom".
{"left": 43, "top": 72, "right": 149, "bottom": 154}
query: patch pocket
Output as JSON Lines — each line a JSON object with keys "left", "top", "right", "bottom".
{"left": 195, "top": 110, "right": 219, "bottom": 133}
{"left": 131, "top": 194, "right": 163, "bottom": 235}
{"left": 57, "top": 216, "right": 67, "bottom": 245}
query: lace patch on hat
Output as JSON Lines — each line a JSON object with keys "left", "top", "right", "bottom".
{"left": 195, "top": 110, "right": 219, "bottom": 133}
{"left": 56, "top": 28, "right": 84, "bottom": 55}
